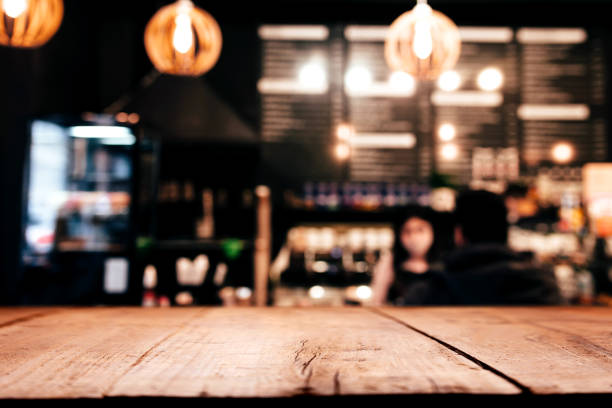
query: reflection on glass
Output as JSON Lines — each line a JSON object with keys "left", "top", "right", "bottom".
{"left": 23, "top": 119, "right": 136, "bottom": 265}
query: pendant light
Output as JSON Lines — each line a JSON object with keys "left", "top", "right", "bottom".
{"left": 385, "top": 0, "right": 460, "bottom": 80}
{"left": 144, "top": 0, "right": 222, "bottom": 77}
{"left": 0, "top": 0, "right": 63, "bottom": 48}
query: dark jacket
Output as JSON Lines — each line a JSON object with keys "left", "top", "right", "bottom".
{"left": 387, "top": 264, "right": 452, "bottom": 305}
{"left": 443, "top": 244, "right": 564, "bottom": 305}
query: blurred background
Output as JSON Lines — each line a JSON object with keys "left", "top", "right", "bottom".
{"left": 2, "top": 0, "right": 612, "bottom": 307}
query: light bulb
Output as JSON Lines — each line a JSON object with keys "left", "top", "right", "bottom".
{"left": 412, "top": 3, "right": 433, "bottom": 60}
{"left": 309, "top": 285, "right": 325, "bottom": 299}
{"left": 345, "top": 66, "right": 372, "bottom": 92}
{"left": 477, "top": 67, "right": 503, "bottom": 91}
{"left": 172, "top": 13, "right": 193, "bottom": 54}
{"left": 356, "top": 285, "right": 372, "bottom": 300}
{"left": 440, "top": 144, "right": 459, "bottom": 160}
{"left": 552, "top": 143, "right": 574, "bottom": 163}
{"left": 437, "top": 70, "right": 461, "bottom": 91}
{"left": 335, "top": 143, "right": 350, "bottom": 160}
{"left": 438, "top": 123, "right": 456, "bottom": 141}
{"left": 413, "top": 21, "right": 433, "bottom": 59}
{"left": 389, "top": 71, "right": 415, "bottom": 92}
{"left": 3, "top": 0, "right": 27, "bottom": 18}
{"left": 336, "top": 123, "right": 354, "bottom": 141}
{"left": 299, "top": 62, "right": 327, "bottom": 89}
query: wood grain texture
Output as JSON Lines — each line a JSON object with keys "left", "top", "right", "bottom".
{"left": 0, "top": 307, "right": 60, "bottom": 328}
{"left": 107, "top": 307, "right": 518, "bottom": 398}
{"left": 0, "top": 307, "right": 204, "bottom": 398}
{"left": 378, "top": 306, "right": 612, "bottom": 394}
{"left": 0, "top": 307, "right": 519, "bottom": 399}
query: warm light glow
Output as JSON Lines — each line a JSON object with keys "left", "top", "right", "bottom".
{"left": 172, "top": 13, "right": 193, "bottom": 53}
{"left": 389, "top": 71, "right": 415, "bottom": 92}
{"left": 438, "top": 123, "right": 456, "bottom": 141}
{"left": 144, "top": 0, "right": 222, "bottom": 76}
{"left": 385, "top": 1, "right": 461, "bottom": 80}
{"left": 335, "top": 143, "right": 350, "bottom": 160}
{"left": 477, "top": 67, "right": 504, "bottom": 91}
{"left": 412, "top": 4, "right": 433, "bottom": 59}
{"left": 3, "top": 0, "right": 27, "bottom": 18}
{"left": 345, "top": 66, "right": 372, "bottom": 92}
{"left": 356, "top": 285, "right": 372, "bottom": 300}
{"left": 127, "top": 113, "right": 140, "bottom": 124}
{"left": 115, "top": 112, "right": 128, "bottom": 123}
{"left": 437, "top": 70, "right": 461, "bottom": 91}
{"left": 299, "top": 62, "right": 327, "bottom": 89}
{"left": 143, "top": 265, "right": 157, "bottom": 289}
{"left": 0, "top": 0, "right": 63, "bottom": 48}
{"left": 552, "top": 142, "right": 574, "bottom": 163}
{"left": 309, "top": 285, "right": 325, "bottom": 299}
{"left": 440, "top": 143, "right": 459, "bottom": 160}
{"left": 336, "top": 123, "right": 355, "bottom": 141}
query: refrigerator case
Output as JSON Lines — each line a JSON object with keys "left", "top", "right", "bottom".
{"left": 21, "top": 118, "right": 139, "bottom": 304}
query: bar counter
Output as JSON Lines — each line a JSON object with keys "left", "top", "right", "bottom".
{"left": 0, "top": 306, "right": 611, "bottom": 401}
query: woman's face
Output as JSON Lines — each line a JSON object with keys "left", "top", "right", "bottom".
{"left": 400, "top": 217, "right": 434, "bottom": 259}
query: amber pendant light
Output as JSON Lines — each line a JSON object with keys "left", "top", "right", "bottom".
{"left": 0, "top": 0, "right": 63, "bottom": 48}
{"left": 385, "top": 0, "right": 460, "bottom": 80}
{"left": 144, "top": 0, "right": 222, "bottom": 77}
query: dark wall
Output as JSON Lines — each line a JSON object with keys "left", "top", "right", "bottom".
{"left": 2, "top": 0, "right": 612, "bottom": 303}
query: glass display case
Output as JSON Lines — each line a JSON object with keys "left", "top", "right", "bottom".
{"left": 21, "top": 115, "right": 138, "bottom": 304}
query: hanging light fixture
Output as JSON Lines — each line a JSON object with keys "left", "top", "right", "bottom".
{"left": 0, "top": 0, "right": 63, "bottom": 48}
{"left": 144, "top": 0, "right": 222, "bottom": 77}
{"left": 385, "top": 0, "right": 460, "bottom": 80}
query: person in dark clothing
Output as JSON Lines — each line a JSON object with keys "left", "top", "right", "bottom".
{"left": 444, "top": 189, "right": 564, "bottom": 305}
{"left": 371, "top": 206, "right": 450, "bottom": 305}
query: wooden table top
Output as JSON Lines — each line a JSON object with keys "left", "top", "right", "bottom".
{"left": 0, "top": 306, "right": 611, "bottom": 400}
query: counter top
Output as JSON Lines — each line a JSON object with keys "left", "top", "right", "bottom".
{"left": 0, "top": 306, "right": 611, "bottom": 401}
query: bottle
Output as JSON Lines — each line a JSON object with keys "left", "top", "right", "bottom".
{"left": 142, "top": 264, "right": 158, "bottom": 307}
{"left": 196, "top": 189, "right": 214, "bottom": 239}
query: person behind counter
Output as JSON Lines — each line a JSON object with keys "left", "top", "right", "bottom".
{"left": 371, "top": 206, "right": 450, "bottom": 305}
{"left": 444, "top": 189, "right": 564, "bottom": 305}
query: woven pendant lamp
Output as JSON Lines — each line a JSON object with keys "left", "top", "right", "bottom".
{"left": 385, "top": 0, "right": 460, "bottom": 80}
{"left": 144, "top": 0, "right": 222, "bottom": 77}
{"left": 0, "top": 0, "right": 63, "bottom": 48}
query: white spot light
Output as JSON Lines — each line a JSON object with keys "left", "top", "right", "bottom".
{"left": 356, "top": 285, "right": 372, "bottom": 300}
{"left": 437, "top": 70, "right": 461, "bottom": 92}
{"left": 3, "top": 0, "right": 28, "bottom": 19}
{"left": 477, "top": 67, "right": 503, "bottom": 91}
{"left": 552, "top": 142, "right": 574, "bottom": 163}
{"left": 336, "top": 123, "right": 355, "bottom": 141}
{"left": 299, "top": 62, "right": 327, "bottom": 89}
{"left": 309, "top": 285, "right": 325, "bottom": 299}
{"left": 440, "top": 144, "right": 459, "bottom": 160}
{"left": 335, "top": 143, "right": 350, "bottom": 161}
{"left": 345, "top": 66, "right": 372, "bottom": 92}
{"left": 389, "top": 71, "right": 415, "bottom": 93}
{"left": 236, "top": 287, "right": 252, "bottom": 300}
{"left": 438, "top": 123, "right": 456, "bottom": 142}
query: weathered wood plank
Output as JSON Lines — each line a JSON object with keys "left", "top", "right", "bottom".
{"left": 378, "top": 306, "right": 612, "bottom": 394}
{"left": 0, "top": 307, "right": 205, "bottom": 398}
{"left": 0, "top": 307, "right": 59, "bottom": 328}
{"left": 107, "top": 307, "right": 519, "bottom": 398}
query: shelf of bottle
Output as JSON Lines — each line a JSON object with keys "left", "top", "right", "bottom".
{"left": 153, "top": 238, "right": 255, "bottom": 252}
{"left": 55, "top": 241, "right": 128, "bottom": 253}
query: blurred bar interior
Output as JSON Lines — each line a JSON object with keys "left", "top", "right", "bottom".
{"left": 2, "top": 0, "right": 612, "bottom": 307}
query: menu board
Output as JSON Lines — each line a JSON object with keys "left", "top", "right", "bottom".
{"left": 258, "top": 25, "right": 339, "bottom": 144}
{"left": 258, "top": 25, "right": 607, "bottom": 185}
{"left": 433, "top": 27, "right": 519, "bottom": 185}
{"left": 344, "top": 26, "right": 430, "bottom": 182}
{"left": 518, "top": 28, "right": 606, "bottom": 165}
